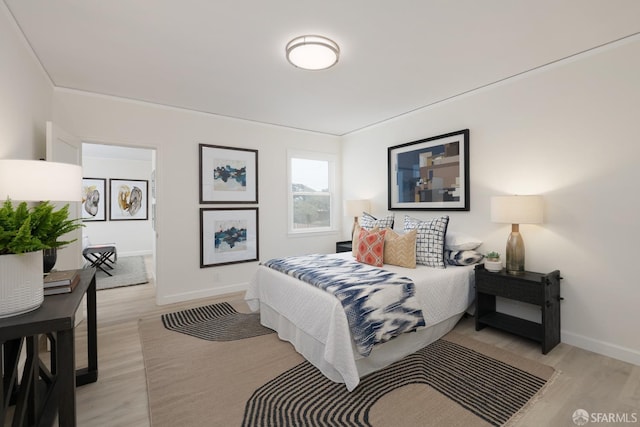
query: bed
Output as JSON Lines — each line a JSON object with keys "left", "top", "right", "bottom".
{"left": 245, "top": 251, "right": 476, "bottom": 391}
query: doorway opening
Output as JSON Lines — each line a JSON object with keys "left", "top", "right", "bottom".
{"left": 81, "top": 142, "right": 157, "bottom": 292}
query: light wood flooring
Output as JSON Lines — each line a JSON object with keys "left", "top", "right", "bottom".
{"left": 70, "top": 269, "right": 639, "bottom": 427}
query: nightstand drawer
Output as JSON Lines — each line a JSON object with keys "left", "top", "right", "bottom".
{"left": 476, "top": 275, "right": 542, "bottom": 305}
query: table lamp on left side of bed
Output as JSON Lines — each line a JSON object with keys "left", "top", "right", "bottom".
{"left": 345, "top": 199, "right": 371, "bottom": 238}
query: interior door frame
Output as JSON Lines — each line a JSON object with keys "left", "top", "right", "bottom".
{"left": 46, "top": 121, "right": 83, "bottom": 270}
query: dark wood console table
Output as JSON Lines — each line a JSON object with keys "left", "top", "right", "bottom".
{"left": 0, "top": 268, "right": 98, "bottom": 426}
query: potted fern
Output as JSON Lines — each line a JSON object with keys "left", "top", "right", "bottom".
{"left": 0, "top": 199, "right": 83, "bottom": 317}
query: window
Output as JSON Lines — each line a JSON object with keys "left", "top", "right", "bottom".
{"left": 288, "top": 151, "right": 337, "bottom": 233}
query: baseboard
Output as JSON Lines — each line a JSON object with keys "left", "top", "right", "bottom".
{"left": 117, "top": 250, "right": 153, "bottom": 258}
{"left": 157, "top": 282, "right": 248, "bottom": 305}
{"left": 562, "top": 330, "right": 640, "bottom": 366}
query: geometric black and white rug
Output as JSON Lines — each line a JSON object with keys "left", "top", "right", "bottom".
{"left": 243, "top": 338, "right": 550, "bottom": 427}
{"left": 161, "top": 302, "right": 274, "bottom": 341}
{"left": 141, "top": 302, "right": 556, "bottom": 427}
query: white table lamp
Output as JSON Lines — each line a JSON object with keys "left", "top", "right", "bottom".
{"left": 0, "top": 159, "right": 83, "bottom": 272}
{"left": 491, "top": 195, "right": 543, "bottom": 275}
{"left": 345, "top": 199, "right": 370, "bottom": 237}
{"left": 0, "top": 159, "right": 83, "bottom": 202}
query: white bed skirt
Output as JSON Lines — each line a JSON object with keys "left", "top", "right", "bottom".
{"left": 258, "top": 300, "right": 464, "bottom": 391}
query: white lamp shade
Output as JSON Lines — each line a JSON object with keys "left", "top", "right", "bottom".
{"left": 491, "top": 195, "right": 543, "bottom": 224}
{"left": 0, "top": 160, "right": 83, "bottom": 202}
{"left": 345, "top": 199, "right": 371, "bottom": 218}
{"left": 286, "top": 35, "right": 340, "bottom": 70}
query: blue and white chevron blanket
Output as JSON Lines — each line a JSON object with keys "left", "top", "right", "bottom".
{"left": 262, "top": 254, "right": 426, "bottom": 357}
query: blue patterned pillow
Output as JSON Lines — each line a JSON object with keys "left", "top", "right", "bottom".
{"left": 445, "top": 250, "right": 484, "bottom": 266}
{"left": 360, "top": 212, "right": 395, "bottom": 230}
{"left": 403, "top": 215, "right": 449, "bottom": 268}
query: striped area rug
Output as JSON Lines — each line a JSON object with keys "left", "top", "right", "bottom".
{"left": 243, "top": 338, "right": 547, "bottom": 427}
{"left": 140, "top": 301, "right": 556, "bottom": 427}
{"left": 161, "top": 302, "right": 273, "bottom": 341}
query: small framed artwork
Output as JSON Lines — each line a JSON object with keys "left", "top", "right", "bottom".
{"left": 200, "top": 207, "right": 259, "bottom": 267}
{"left": 199, "top": 144, "right": 258, "bottom": 204}
{"left": 82, "top": 178, "right": 107, "bottom": 221}
{"left": 109, "top": 178, "right": 149, "bottom": 220}
{"left": 388, "top": 129, "right": 470, "bottom": 211}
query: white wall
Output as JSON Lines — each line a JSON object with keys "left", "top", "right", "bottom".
{"left": 52, "top": 89, "right": 341, "bottom": 304}
{"left": 342, "top": 37, "right": 640, "bottom": 365}
{"left": 82, "top": 154, "right": 154, "bottom": 257}
{"left": 5, "top": 0, "right": 637, "bottom": 367}
{"left": 0, "top": 3, "right": 52, "bottom": 159}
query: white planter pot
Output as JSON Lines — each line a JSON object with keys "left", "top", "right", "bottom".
{"left": 0, "top": 251, "right": 44, "bottom": 318}
{"left": 484, "top": 259, "right": 503, "bottom": 273}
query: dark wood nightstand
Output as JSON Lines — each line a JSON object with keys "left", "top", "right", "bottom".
{"left": 474, "top": 264, "right": 562, "bottom": 354}
{"left": 336, "top": 240, "right": 352, "bottom": 253}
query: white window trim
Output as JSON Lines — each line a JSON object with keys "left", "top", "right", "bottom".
{"left": 287, "top": 149, "right": 338, "bottom": 235}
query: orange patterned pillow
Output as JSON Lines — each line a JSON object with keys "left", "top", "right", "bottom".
{"left": 352, "top": 223, "right": 379, "bottom": 256}
{"left": 356, "top": 227, "right": 386, "bottom": 267}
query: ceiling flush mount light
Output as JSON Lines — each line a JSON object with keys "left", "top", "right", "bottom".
{"left": 286, "top": 35, "right": 340, "bottom": 70}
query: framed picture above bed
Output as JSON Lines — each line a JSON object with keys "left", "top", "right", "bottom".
{"left": 388, "top": 129, "right": 470, "bottom": 211}
{"left": 200, "top": 207, "right": 259, "bottom": 268}
{"left": 199, "top": 144, "right": 258, "bottom": 204}
{"left": 82, "top": 178, "right": 107, "bottom": 221}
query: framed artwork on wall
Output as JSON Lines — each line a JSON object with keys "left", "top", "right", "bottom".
{"left": 82, "top": 177, "right": 107, "bottom": 221}
{"left": 388, "top": 129, "right": 470, "bottom": 211}
{"left": 199, "top": 144, "right": 258, "bottom": 204}
{"left": 109, "top": 178, "right": 149, "bottom": 220}
{"left": 200, "top": 207, "right": 259, "bottom": 267}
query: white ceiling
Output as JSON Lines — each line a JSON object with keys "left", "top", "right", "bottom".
{"left": 5, "top": 1, "right": 640, "bottom": 136}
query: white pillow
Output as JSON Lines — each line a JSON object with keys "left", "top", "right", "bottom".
{"left": 360, "top": 212, "right": 395, "bottom": 230}
{"left": 445, "top": 231, "right": 482, "bottom": 251}
{"left": 445, "top": 250, "right": 484, "bottom": 266}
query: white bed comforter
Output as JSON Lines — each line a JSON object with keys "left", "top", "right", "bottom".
{"left": 245, "top": 252, "right": 475, "bottom": 390}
